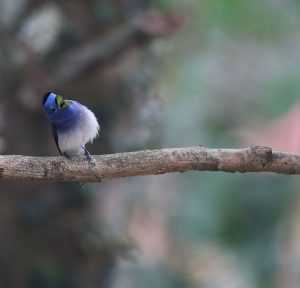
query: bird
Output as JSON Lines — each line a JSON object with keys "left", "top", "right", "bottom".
{"left": 42, "top": 92, "right": 100, "bottom": 160}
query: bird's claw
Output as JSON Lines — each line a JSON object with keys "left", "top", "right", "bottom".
{"left": 62, "top": 148, "right": 92, "bottom": 162}
{"left": 63, "top": 153, "right": 71, "bottom": 159}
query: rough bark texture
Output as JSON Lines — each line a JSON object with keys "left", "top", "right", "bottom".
{"left": 0, "top": 146, "right": 299, "bottom": 182}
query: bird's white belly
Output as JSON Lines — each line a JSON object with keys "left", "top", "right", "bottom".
{"left": 58, "top": 106, "right": 100, "bottom": 154}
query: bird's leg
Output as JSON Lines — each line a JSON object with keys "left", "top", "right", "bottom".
{"left": 62, "top": 152, "right": 71, "bottom": 159}
{"left": 82, "top": 147, "right": 92, "bottom": 161}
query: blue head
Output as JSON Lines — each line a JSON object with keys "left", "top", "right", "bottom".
{"left": 42, "top": 92, "right": 76, "bottom": 125}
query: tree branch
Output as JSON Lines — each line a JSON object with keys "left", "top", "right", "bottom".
{"left": 51, "top": 11, "right": 185, "bottom": 85}
{"left": 0, "top": 146, "right": 299, "bottom": 182}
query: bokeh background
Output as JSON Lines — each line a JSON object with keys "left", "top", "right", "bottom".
{"left": 0, "top": 0, "right": 300, "bottom": 287}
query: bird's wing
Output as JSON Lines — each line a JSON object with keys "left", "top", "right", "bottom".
{"left": 51, "top": 124, "right": 62, "bottom": 155}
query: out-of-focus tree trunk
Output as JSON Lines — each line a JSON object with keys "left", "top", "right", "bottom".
{"left": 0, "top": 0, "right": 183, "bottom": 287}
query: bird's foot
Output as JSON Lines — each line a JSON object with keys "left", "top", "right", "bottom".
{"left": 63, "top": 152, "right": 72, "bottom": 159}
{"left": 82, "top": 147, "right": 92, "bottom": 161}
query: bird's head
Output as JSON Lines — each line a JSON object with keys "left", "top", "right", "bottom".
{"left": 42, "top": 92, "right": 75, "bottom": 124}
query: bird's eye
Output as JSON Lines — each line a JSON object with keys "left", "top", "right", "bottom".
{"left": 51, "top": 108, "right": 56, "bottom": 112}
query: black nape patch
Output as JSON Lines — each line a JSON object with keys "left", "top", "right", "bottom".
{"left": 42, "top": 92, "right": 54, "bottom": 106}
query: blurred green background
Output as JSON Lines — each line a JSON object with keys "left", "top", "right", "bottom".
{"left": 0, "top": 0, "right": 300, "bottom": 287}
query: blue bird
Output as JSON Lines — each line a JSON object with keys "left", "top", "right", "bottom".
{"left": 42, "top": 92, "right": 100, "bottom": 160}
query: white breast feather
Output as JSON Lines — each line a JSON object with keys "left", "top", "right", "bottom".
{"left": 58, "top": 103, "right": 100, "bottom": 155}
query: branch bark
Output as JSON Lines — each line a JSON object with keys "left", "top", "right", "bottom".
{"left": 0, "top": 146, "right": 299, "bottom": 182}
